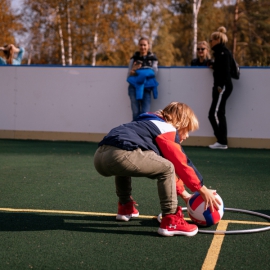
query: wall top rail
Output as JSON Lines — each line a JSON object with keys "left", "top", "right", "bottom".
{"left": 0, "top": 65, "right": 269, "bottom": 69}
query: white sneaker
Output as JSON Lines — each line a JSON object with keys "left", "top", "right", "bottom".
{"left": 209, "top": 142, "right": 228, "bottom": 149}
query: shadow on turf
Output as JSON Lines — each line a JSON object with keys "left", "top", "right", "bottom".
{"left": 252, "top": 209, "right": 270, "bottom": 217}
{"left": 0, "top": 212, "right": 162, "bottom": 236}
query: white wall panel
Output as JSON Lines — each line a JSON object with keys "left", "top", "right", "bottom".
{"left": 0, "top": 66, "right": 269, "bottom": 139}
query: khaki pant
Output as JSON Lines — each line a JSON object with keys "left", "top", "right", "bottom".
{"left": 94, "top": 145, "right": 178, "bottom": 215}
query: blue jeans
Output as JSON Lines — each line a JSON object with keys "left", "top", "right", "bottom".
{"left": 128, "top": 84, "right": 152, "bottom": 121}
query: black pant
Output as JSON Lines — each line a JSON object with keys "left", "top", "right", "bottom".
{"left": 208, "top": 83, "right": 233, "bottom": 145}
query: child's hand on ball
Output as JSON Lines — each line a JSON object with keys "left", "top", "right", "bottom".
{"left": 198, "top": 186, "right": 221, "bottom": 212}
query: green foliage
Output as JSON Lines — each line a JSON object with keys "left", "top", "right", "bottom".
{"left": 238, "top": 0, "right": 270, "bottom": 66}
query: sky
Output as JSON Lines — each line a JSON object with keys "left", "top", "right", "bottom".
{"left": 11, "top": 0, "right": 22, "bottom": 10}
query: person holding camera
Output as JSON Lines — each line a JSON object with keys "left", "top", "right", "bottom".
{"left": 0, "top": 44, "right": 25, "bottom": 65}
{"left": 127, "top": 37, "right": 158, "bottom": 121}
{"left": 191, "top": 41, "right": 211, "bottom": 66}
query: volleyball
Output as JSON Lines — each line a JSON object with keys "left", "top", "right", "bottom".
{"left": 187, "top": 191, "right": 224, "bottom": 226}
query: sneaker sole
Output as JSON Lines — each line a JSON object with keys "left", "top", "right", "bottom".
{"left": 157, "top": 227, "right": 198, "bottom": 237}
{"left": 209, "top": 146, "right": 228, "bottom": 149}
{"left": 116, "top": 212, "right": 139, "bottom": 222}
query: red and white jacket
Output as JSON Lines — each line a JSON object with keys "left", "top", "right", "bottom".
{"left": 98, "top": 113, "right": 203, "bottom": 193}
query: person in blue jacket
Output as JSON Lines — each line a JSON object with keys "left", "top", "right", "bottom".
{"left": 127, "top": 37, "right": 158, "bottom": 121}
{"left": 0, "top": 44, "right": 25, "bottom": 65}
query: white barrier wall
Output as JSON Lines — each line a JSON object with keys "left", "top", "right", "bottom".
{"left": 0, "top": 65, "right": 270, "bottom": 148}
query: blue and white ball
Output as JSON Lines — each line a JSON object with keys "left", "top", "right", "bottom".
{"left": 187, "top": 191, "right": 224, "bottom": 226}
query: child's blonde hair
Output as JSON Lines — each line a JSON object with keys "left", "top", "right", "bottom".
{"left": 156, "top": 102, "right": 199, "bottom": 132}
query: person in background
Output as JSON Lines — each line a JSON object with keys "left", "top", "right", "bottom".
{"left": 0, "top": 44, "right": 25, "bottom": 65}
{"left": 94, "top": 102, "right": 220, "bottom": 237}
{"left": 191, "top": 41, "right": 211, "bottom": 66}
{"left": 127, "top": 37, "right": 158, "bottom": 121}
{"left": 208, "top": 26, "right": 233, "bottom": 150}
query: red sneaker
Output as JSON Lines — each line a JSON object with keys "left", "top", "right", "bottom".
{"left": 116, "top": 200, "right": 139, "bottom": 221}
{"left": 158, "top": 206, "right": 198, "bottom": 237}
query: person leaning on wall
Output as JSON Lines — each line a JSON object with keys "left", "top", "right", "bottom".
{"left": 208, "top": 26, "right": 233, "bottom": 150}
{"left": 0, "top": 44, "right": 25, "bottom": 65}
{"left": 191, "top": 41, "right": 212, "bottom": 66}
{"left": 127, "top": 37, "right": 159, "bottom": 121}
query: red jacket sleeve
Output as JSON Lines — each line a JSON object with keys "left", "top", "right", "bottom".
{"left": 155, "top": 131, "right": 203, "bottom": 192}
{"left": 175, "top": 176, "right": 185, "bottom": 195}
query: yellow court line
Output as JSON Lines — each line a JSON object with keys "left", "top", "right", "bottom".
{"left": 201, "top": 221, "right": 229, "bottom": 270}
{"left": 228, "top": 220, "right": 270, "bottom": 226}
{"left": 0, "top": 208, "right": 116, "bottom": 217}
{"left": 0, "top": 207, "right": 156, "bottom": 219}
{"left": 0, "top": 208, "right": 269, "bottom": 225}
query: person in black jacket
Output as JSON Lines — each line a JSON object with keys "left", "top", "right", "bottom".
{"left": 127, "top": 37, "right": 158, "bottom": 121}
{"left": 208, "top": 27, "right": 233, "bottom": 149}
{"left": 190, "top": 41, "right": 211, "bottom": 66}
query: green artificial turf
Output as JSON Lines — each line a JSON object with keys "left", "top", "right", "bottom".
{"left": 0, "top": 139, "right": 269, "bottom": 270}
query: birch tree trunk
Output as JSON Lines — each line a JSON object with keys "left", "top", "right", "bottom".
{"left": 56, "top": 5, "right": 66, "bottom": 66}
{"left": 232, "top": 0, "right": 239, "bottom": 58}
{"left": 92, "top": 27, "right": 98, "bottom": 66}
{"left": 27, "top": 45, "right": 33, "bottom": 65}
{"left": 80, "top": 0, "right": 85, "bottom": 64}
{"left": 192, "top": 0, "right": 202, "bottom": 59}
{"left": 92, "top": 6, "right": 100, "bottom": 66}
{"left": 66, "top": 0, "right": 72, "bottom": 65}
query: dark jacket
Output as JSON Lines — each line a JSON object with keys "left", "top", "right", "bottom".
{"left": 131, "top": 51, "right": 157, "bottom": 67}
{"left": 190, "top": 58, "right": 210, "bottom": 66}
{"left": 212, "top": 43, "right": 232, "bottom": 87}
